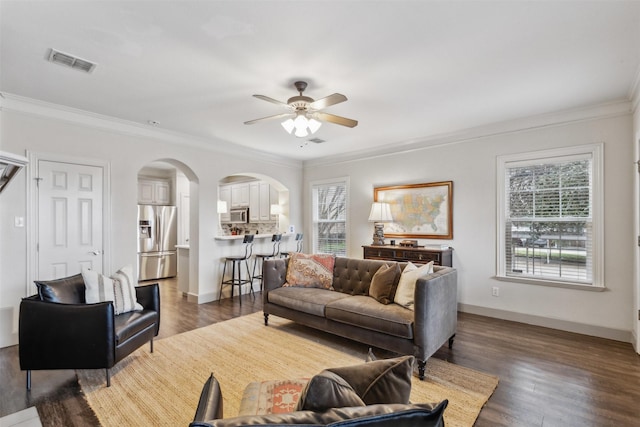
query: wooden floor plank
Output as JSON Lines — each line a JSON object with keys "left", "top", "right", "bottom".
{"left": 2, "top": 278, "right": 639, "bottom": 426}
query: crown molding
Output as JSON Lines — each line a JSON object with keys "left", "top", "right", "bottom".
{"left": 304, "top": 99, "right": 633, "bottom": 168}
{"left": 0, "top": 93, "right": 302, "bottom": 170}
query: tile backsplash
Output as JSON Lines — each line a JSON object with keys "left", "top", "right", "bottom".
{"left": 221, "top": 223, "right": 279, "bottom": 236}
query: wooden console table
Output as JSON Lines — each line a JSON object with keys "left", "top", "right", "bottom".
{"left": 363, "top": 245, "right": 453, "bottom": 267}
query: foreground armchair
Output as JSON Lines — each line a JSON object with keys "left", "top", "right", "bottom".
{"left": 19, "top": 272, "right": 160, "bottom": 389}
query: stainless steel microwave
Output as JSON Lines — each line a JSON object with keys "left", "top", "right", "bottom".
{"left": 226, "top": 208, "right": 249, "bottom": 224}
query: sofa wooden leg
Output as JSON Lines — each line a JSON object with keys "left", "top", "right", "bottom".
{"left": 106, "top": 369, "right": 111, "bottom": 387}
{"left": 26, "top": 370, "right": 31, "bottom": 391}
{"left": 264, "top": 313, "right": 269, "bottom": 326}
{"left": 150, "top": 337, "right": 154, "bottom": 353}
{"left": 448, "top": 334, "right": 456, "bottom": 349}
{"left": 418, "top": 360, "right": 426, "bottom": 380}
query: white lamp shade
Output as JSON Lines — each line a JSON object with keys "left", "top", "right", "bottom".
{"left": 281, "top": 118, "right": 295, "bottom": 134}
{"left": 308, "top": 118, "right": 322, "bottom": 133}
{"left": 217, "top": 200, "right": 228, "bottom": 214}
{"left": 368, "top": 202, "right": 393, "bottom": 222}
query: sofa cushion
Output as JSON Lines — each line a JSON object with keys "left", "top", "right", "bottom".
{"left": 191, "top": 402, "right": 448, "bottom": 427}
{"left": 114, "top": 309, "right": 158, "bottom": 344}
{"left": 268, "top": 287, "right": 350, "bottom": 317}
{"left": 34, "top": 273, "right": 86, "bottom": 304}
{"left": 296, "top": 370, "right": 365, "bottom": 411}
{"left": 239, "top": 378, "right": 309, "bottom": 416}
{"left": 82, "top": 265, "right": 143, "bottom": 315}
{"left": 333, "top": 257, "right": 390, "bottom": 295}
{"left": 284, "top": 253, "right": 336, "bottom": 289}
{"left": 368, "top": 263, "right": 400, "bottom": 304}
{"left": 325, "top": 356, "right": 415, "bottom": 405}
{"left": 325, "top": 296, "right": 414, "bottom": 339}
{"left": 394, "top": 262, "right": 433, "bottom": 310}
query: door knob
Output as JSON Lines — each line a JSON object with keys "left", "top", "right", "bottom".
{"left": 89, "top": 250, "right": 102, "bottom": 256}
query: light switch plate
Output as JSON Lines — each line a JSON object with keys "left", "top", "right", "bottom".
{"left": 14, "top": 216, "right": 24, "bottom": 227}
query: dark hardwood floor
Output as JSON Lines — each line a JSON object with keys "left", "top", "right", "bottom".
{"left": 2, "top": 277, "right": 639, "bottom": 426}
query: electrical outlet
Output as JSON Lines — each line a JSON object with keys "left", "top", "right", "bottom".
{"left": 492, "top": 286, "right": 500, "bottom": 297}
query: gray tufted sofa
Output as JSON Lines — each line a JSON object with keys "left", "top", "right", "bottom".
{"left": 262, "top": 257, "right": 457, "bottom": 379}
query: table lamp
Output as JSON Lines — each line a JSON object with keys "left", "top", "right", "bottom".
{"left": 368, "top": 202, "right": 393, "bottom": 245}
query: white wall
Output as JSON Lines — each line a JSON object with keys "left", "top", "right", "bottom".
{"left": 633, "top": 100, "right": 640, "bottom": 352}
{"left": 305, "top": 110, "right": 634, "bottom": 341}
{"left": 2, "top": 96, "right": 635, "bottom": 347}
{"left": 0, "top": 98, "right": 303, "bottom": 347}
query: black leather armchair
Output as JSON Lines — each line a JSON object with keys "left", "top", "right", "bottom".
{"left": 19, "top": 274, "right": 160, "bottom": 390}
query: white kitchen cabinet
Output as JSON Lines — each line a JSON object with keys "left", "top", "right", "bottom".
{"left": 231, "top": 183, "right": 250, "bottom": 207}
{"left": 249, "top": 181, "right": 278, "bottom": 223}
{"left": 219, "top": 185, "right": 231, "bottom": 223}
{"left": 138, "top": 178, "right": 171, "bottom": 205}
{"left": 270, "top": 185, "right": 279, "bottom": 221}
{"left": 258, "top": 182, "right": 271, "bottom": 221}
{"left": 249, "top": 182, "right": 261, "bottom": 222}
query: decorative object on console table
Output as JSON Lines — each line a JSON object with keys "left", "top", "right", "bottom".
{"left": 374, "top": 181, "right": 453, "bottom": 239}
{"left": 362, "top": 244, "right": 453, "bottom": 267}
{"left": 368, "top": 202, "right": 393, "bottom": 245}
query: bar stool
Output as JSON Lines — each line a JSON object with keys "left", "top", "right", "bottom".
{"left": 252, "top": 234, "right": 282, "bottom": 291}
{"left": 281, "top": 233, "right": 303, "bottom": 258}
{"left": 219, "top": 234, "right": 254, "bottom": 304}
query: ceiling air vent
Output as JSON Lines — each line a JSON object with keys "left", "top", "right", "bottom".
{"left": 47, "top": 49, "right": 97, "bottom": 73}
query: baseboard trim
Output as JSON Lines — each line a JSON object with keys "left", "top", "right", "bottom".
{"left": 458, "top": 303, "right": 632, "bottom": 343}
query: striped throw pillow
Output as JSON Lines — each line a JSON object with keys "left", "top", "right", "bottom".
{"left": 82, "top": 265, "right": 142, "bottom": 314}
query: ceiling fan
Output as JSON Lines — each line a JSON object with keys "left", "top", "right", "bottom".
{"left": 244, "top": 81, "right": 358, "bottom": 137}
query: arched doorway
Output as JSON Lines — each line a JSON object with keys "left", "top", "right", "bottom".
{"left": 218, "top": 173, "right": 291, "bottom": 236}
{"left": 137, "top": 159, "right": 198, "bottom": 296}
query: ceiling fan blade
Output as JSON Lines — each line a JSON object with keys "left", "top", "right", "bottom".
{"left": 244, "top": 112, "right": 294, "bottom": 125}
{"left": 315, "top": 112, "right": 358, "bottom": 128}
{"left": 309, "top": 93, "right": 347, "bottom": 110}
{"left": 253, "top": 94, "right": 292, "bottom": 109}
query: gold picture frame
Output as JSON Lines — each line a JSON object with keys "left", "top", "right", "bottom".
{"left": 374, "top": 181, "right": 453, "bottom": 239}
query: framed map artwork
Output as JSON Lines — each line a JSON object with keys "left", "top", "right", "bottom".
{"left": 374, "top": 181, "right": 453, "bottom": 239}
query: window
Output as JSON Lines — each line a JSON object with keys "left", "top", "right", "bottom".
{"left": 311, "top": 178, "right": 348, "bottom": 256}
{"left": 497, "top": 144, "right": 603, "bottom": 288}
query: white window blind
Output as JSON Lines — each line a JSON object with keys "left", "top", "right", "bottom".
{"left": 497, "top": 145, "right": 603, "bottom": 288}
{"left": 312, "top": 179, "right": 347, "bottom": 256}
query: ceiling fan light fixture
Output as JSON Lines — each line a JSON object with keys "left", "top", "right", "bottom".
{"left": 281, "top": 114, "right": 321, "bottom": 138}
{"left": 308, "top": 118, "right": 322, "bottom": 134}
{"left": 294, "top": 126, "right": 308, "bottom": 138}
{"left": 281, "top": 118, "right": 295, "bottom": 133}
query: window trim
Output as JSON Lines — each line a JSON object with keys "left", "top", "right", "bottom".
{"left": 496, "top": 144, "right": 604, "bottom": 289}
{"left": 310, "top": 176, "right": 350, "bottom": 256}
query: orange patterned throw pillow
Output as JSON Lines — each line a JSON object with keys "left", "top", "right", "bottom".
{"left": 284, "top": 253, "right": 336, "bottom": 289}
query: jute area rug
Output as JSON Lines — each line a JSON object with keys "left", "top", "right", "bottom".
{"left": 78, "top": 313, "right": 498, "bottom": 427}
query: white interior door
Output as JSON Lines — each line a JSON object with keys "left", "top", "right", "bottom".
{"left": 37, "top": 160, "right": 104, "bottom": 279}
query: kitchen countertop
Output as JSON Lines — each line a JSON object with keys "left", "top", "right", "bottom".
{"left": 215, "top": 233, "right": 291, "bottom": 241}
{"left": 175, "top": 245, "right": 190, "bottom": 249}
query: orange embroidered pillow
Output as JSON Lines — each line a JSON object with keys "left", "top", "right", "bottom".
{"left": 284, "top": 253, "right": 336, "bottom": 289}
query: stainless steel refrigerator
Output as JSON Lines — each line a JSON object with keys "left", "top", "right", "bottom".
{"left": 137, "top": 205, "right": 177, "bottom": 281}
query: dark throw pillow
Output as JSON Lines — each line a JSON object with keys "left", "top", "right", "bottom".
{"left": 368, "top": 263, "right": 400, "bottom": 304}
{"left": 296, "top": 355, "right": 415, "bottom": 412}
{"left": 34, "top": 273, "right": 86, "bottom": 303}
{"left": 326, "top": 355, "right": 415, "bottom": 405}
{"left": 295, "top": 370, "right": 365, "bottom": 412}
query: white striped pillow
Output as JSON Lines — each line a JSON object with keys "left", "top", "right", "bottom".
{"left": 82, "top": 265, "right": 143, "bottom": 314}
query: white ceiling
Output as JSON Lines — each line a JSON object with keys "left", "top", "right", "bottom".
{"left": 1, "top": 1, "right": 639, "bottom": 161}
